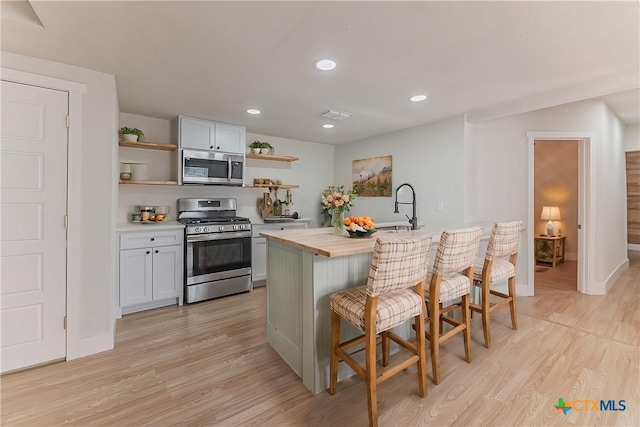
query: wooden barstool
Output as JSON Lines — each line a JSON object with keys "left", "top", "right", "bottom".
{"left": 425, "top": 226, "right": 483, "bottom": 385}
{"left": 329, "top": 234, "right": 433, "bottom": 427}
{"left": 471, "top": 221, "right": 522, "bottom": 348}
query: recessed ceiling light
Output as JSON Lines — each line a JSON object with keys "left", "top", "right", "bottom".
{"left": 409, "top": 94, "right": 427, "bottom": 102}
{"left": 247, "top": 109, "right": 261, "bottom": 114}
{"left": 323, "top": 124, "right": 334, "bottom": 129}
{"left": 314, "top": 59, "right": 337, "bottom": 71}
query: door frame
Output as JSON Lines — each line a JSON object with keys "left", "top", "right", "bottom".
{"left": 526, "top": 131, "right": 596, "bottom": 296}
{"left": 1, "top": 68, "right": 86, "bottom": 360}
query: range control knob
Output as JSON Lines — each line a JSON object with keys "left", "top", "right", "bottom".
{"left": 238, "top": 224, "right": 244, "bottom": 230}
{"left": 233, "top": 225, "right": 238, "bottom": 230}
{"left": 219, "top": 226, "right": 224, "bottom": 231}
{"left": 203, "top": 227, "right": 209, "bottom": 233}
{"left": 194, "top": 227, "right": 201, "bottom": 233}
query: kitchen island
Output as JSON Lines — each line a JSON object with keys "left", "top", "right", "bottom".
{"left": 261, "top": 226, "right": 457, "bottom": 394}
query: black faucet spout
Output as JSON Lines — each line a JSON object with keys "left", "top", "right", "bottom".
{"left": 394, "top": 183, "right": 418, "bottom": 230}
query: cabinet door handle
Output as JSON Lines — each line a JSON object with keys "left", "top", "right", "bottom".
{"left": 146, "top": 251, "right": 150, "bottom": 255}
{"left": 150, "top": 237, "right": 155, "bottom": 241}
{"left": 155, "top": 250, "right": 159, "bottom": 254}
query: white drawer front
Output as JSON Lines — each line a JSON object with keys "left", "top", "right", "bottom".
{"left": 251, "top": 222, "right": 307, "bottom": 237}
{"left": 120, "top": 230, "right": 183, "bottom": 250}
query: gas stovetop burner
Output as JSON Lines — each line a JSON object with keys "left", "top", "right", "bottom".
{"left": 177, "top": 198, "right": 251, "bottom": 235}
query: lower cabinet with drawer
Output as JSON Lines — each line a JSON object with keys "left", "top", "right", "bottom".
{"left": 251, "top": 222, "right": 308, "bottom": 286}
{"left": 119, "top": 229, "right": 184, "bottom": 314}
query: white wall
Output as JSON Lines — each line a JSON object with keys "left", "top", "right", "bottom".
{"left": 2, "top": 52, "right": 119, "bottom": 355}
{"left": 624, "top": 123, "right": 640, "bottom": 151}
{"left": 599, "top": 103, "right": 628, "bottom": 282}
{"left": 118, "top": 113, "right": 334, "bottom": 227}
{"left": 466, "top": 98, "right": 628, "bottom": 292}
{"left": 334, "top": 116, "right": 465, "bottom": 227}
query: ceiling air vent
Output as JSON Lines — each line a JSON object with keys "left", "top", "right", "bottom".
{"left": 318, "top": 109, "right": 353, "bottom": 121}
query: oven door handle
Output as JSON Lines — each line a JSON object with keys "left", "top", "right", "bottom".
{"left": 187, "top": 231, "right": 252, "bottom": 242}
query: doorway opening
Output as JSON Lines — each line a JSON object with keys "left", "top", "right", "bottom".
{"left": 526, "top": 131, "right": 596, "bottom": 296}
{"left": 533, "top": 139, "right": 579, "bottom": 291}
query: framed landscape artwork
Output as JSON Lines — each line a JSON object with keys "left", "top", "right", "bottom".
{"left": 352, "top": 155, "right": 392, "bottom": 197}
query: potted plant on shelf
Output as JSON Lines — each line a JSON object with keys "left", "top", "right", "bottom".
{"left": 250, "top": 141, "right": 262, "bottom": 154}
{"left": 260, "top": 142, "right": 273, "bottom": 155}
{"left": 120, "top": 127, "right": 144, "bottom": 142}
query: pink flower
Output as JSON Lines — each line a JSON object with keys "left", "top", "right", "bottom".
{"left": 342, "top": 195, "right": 349, "bottom": 202}
{"left": 326, "top": 195, "right": 334, "bottom": 203}
{"left": 335, "top": 199, "right": 344, "bottom": 207}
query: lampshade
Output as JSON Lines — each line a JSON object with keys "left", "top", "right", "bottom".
{"left": 540, "top": 206, "right": 561, "bottom": 221}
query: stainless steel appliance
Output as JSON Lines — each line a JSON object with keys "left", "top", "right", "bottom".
{"left": 180, "top": 149, "right": 244, "bottom": 185}
{"left": 177, "top": 198, "right": 251, "bottom": 303}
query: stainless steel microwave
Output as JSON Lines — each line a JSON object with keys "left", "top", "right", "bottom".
{"left": 180, "top": 149, "right": 244, "bottom": 185}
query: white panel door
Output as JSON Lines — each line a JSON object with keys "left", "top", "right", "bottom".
{"left": 1, "top": 80, "right": 68, "bottom": 372}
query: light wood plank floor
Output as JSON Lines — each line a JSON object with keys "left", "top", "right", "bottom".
{"left": 2, "top": 253, "right": 638, "bottom": 426}
{"left": 535, "top": 260, "right": 578, "bottom": 291}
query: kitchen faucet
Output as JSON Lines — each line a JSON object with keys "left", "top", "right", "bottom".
{"left": 394, "top": 183, "right": 418, "bottom": 230}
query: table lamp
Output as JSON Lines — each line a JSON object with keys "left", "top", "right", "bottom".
{"left": 540, "top": 206, "right": 561, "bottom": 236}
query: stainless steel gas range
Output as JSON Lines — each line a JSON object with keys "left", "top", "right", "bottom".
{"left": 177, "top": 198, "right": 251, "bottom": 304}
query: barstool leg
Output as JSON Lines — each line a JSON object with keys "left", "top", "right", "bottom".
{"left": 508, "top": 275, "right": 518, "bottom": 330}
{"left": 481, "top": 279, "right": 491, "bottom": 349}
{"left": 429, "top": 298, "right": 441, "bottom": 385}
{"left": 462, "top": 294, "right": 472, "bottom": 363}
{"left": 382, "top": 331, "right": 390, "bottom": 367}
{"left": 329, "top": 310, "right": 340, "bottom": 395}
{"left": 366, "top": 324, "right": 378, "bottom": 426}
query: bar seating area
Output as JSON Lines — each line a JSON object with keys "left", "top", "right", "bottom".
{"left": 329, "top": 222, "right": 521, "bottom": 426}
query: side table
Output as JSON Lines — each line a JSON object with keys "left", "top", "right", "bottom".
{"left": 534, "top": 235, "right": 566, "bottom": 268}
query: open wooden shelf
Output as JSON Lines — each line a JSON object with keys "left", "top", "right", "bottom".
{"left": 245, "top": 184, "right": 300, "bottom": 189}
{"left": 119, "top": 180, "right": 178, "bottom": 186}
{"left": 119, "top": 140, "right": 177, "bottom": 151}
{"left": 246, "top": 153, "right": 299, "bottom": 162}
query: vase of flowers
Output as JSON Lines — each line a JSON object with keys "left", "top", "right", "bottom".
{"left": 321, "top": 185, "right": 357, "bottom": 235}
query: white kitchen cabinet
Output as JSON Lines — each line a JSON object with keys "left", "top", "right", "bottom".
{"left": 119, "top": 229, "right": 184, "bottom": 314}
{"left": 251, "top": 222, "right": 308, "bottom": 285}
{"left": 179, "top": 116, "right": 213, "bottom": 151}
{"left": 178, "top": 115, "right": 245, "bottom": 154}
{"left": 215, "top": 122, "right": 245, "bottom": 154}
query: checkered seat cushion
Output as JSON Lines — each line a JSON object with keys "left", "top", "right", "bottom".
{"left": 425, "top": 272, "right": 471, "bottom": 302}
{"left": 330, "top": 287, "right": 423, "bottom": 334}
{"left": 473, "top": 258, "right": 516, "bottom": 284}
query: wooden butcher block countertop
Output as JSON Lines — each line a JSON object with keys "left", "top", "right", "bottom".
{"left": 259, "top": 227, "right": 434, "bottom": 258}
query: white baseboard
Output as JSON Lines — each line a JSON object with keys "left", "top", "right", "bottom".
{"left": 628, "top": 244, "right": 640, "bottom": 251}
{"left": 604, "top": 258, "right": 629, "bottom": 294}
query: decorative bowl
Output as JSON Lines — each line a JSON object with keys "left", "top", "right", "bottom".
{"left": 347, "top": 229, "right": 377, "bottom": 238}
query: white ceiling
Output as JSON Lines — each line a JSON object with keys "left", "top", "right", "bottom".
{"left": 2, "top": 1, "right": 639, "bottom": 144}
